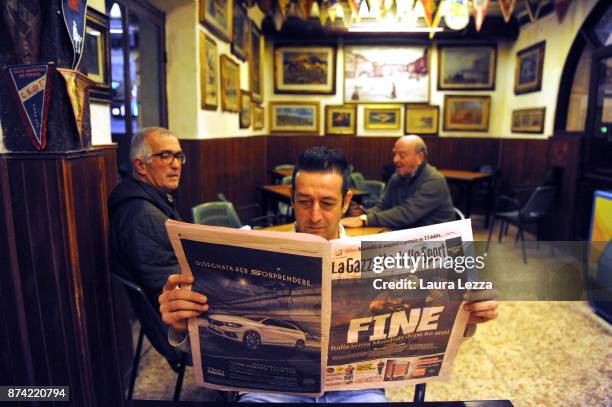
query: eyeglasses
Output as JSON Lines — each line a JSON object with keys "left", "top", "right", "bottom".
{"left": 148, "top": 150, "right": 187, "bottom": 165}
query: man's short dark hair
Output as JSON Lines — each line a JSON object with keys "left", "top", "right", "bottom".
{"left": 291, "top": 146, "right": 351, "bottom": 200}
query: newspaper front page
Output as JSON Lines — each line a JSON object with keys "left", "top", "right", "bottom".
{"left": 166, "top": 219, "right": 473, "bottom": 395}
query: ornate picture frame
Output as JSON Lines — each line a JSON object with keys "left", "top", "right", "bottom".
{"left": 200, "top": 31, "right": 218, "bottom": 110}
{"left": 438, "top": 45, "right": 496, "bottom": 90}
{"left": 231, "top": 1, "right": 249, "bottom": 61}
{"left": 220, "top": 55, "right": 240, "bottom": 112}
{"left": 511, "top": 107, "right": 546, "bottom": 133}
{"left": 405, "top": 104, "right": 439, "bottom": 135}
{"left": 274, "top": 45, "right": 336, "bottom": 94}
{"left": 269, "top": 101, "right": 320, "bottom": 134}
{"left": 252, "top": 104, "right": 264, "bottom": 130}
{"left": 325, "top": 105, "right": 356, "bottom": 135}
{"left": 239, "top": 90, "right": 251, "bottom": 129}
{"left": 443, "top": 95, "right": 491, "bottom": 132}
{"left": 364, "top": 105, "right": 402, "bottom": 130}
{"left": 249, "top": 25, "right": 263, "bottom": 103}
{"left": 514, "top": 41, "right": 546, "bottom": 94}
{"left": 199, "top": 0, "right": 233, "bottom": 42}
{"left": 81, "top": 8, "right": 110, "bottom": 101}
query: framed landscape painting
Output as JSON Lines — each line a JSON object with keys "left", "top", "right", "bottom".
{"left": 438, "top": 45, "right": 496, "bottom": 90}
{"left": 514, "top": 41, "right": 546, "bottom": 94}
{"left": 252, "top": 104, "right": 264, "bottom": 130}
{"left": 220, "top": 55, "right": 240, "bottom": 112}
{"left": 364, "top": 105, "right": 402, "bottom": 130}
{"left": 405, "top": 105, "right": 439, "bottom": 135}
{"left": 274, "top": 45, "right": 336, "bottom": 94}
{"left": 239, "top": 90, "right": 251, "bottom": 128}
{"left": 512, "top": 108, "right": 546, "bottom": 133}
{"left": 231, "top": 1, "right": 249, "bottom": 61}
{"left": 325, "top": 105, "right": 356, "bottom": 135}
{"left": 269, "top": 101, "right": 320, "bottom": 134}
{"left": 200, "top": 0, "right": 233, "bottom": 42}
{"left": 443, "top": 95, "right": 491, "bottom": 132}
{"left": 199, "top": 31, "right": 218, "bottom": 110}
{"left": 249, "top": 25, "right": 263, "bottom": 103}
{"left": 82, "top": 8, "right": 110, "bottom": 101}
{"left": 344, "top": 45, "right": 429, "bottom": 103}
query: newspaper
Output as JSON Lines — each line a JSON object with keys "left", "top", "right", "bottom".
{"left": 166, "top": 219, "right": 473, "bottom": 396}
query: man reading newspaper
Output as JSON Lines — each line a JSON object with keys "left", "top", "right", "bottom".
{"left": 159, "top": 146, "right": 499, "bottom": 402}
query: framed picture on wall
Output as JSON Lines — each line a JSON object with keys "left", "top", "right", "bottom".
{"left": 364, "top": 105, "right": 402, "bottom": 130}
{"left": 438, "top": 45, "right": 496, "bottom": 90}
{"left": 199, "top": 0, "right": 233, "bottom": 42}
{"left": 249, "top": 25, "right": 263, "bottom": 103}
{"left": 511, "top": 107, "right": 546, "bottom": 133}
{"left": 405, "top": 105, "right": 439, "bottom": 135}
{"left": 274, "top": 45, "right": 336, "bottom": 94}
{"left": 269, "top": 101, "right": 320, "bottom": 133}
{"left": 220, "top": 55, "right": 240, "bottom": 112}
{"left": 239, "top": 90, "right": 251, "bottom": 128}
{"left": 231, "top": 2, "right": 249, "bottom": 61}
{"left": 514, "top": 41, "right": 546, "bottom": 94}
{"left": 81, "top": 8, "right": 110, "bottom": 101}
{"left": 200, "top": 31, "right": 218, "bottom": 110}
{"left": 344, "top": 45, "right": 429, "bottom": 103}
{"left": 443, "top": 95, "right": 491, "bottom": 131}
{"left": 325, "top": 105, "right": 356, "bottom": 135}
{"left": 252, "top": 104, "right": 264, "bottom": 130}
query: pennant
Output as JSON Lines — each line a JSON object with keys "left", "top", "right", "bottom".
{"left": 278, "top": 0, "right": 290, "bottom": 17}
{"left": 444, "top": 0, "right": 469, "bottom": 31}
{"left": 498, "top": 0, "right": 516, "bottom": 23}
{"left": 5, "top": 63, "right": 55, "bottom": 151}
{"left": 61, "top": 0, "right": 88, "bottom": 69}
{"left": 1, "top": 0, "right": 42, "bottom": 64}
{"left": 57, "top": 68, "right": 93, "bottom": 148}
{"left": 555, "top": 0, "right": 572, "bottom": 23}
{"left": 524, "top": 0, "right": 543, "bottom": 23}
{"left": 420, "top": 0, "right": 443, "bottom": 29}
{"left": 472, "top": 0, "right": 489, "bottom": 32}
{"left": 298, "top": 0, "right": 316, "bottom": 19}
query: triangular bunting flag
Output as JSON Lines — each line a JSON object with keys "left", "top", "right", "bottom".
{"left": 420, "top": 0, "right": 443, "bottom": 29}
{"left": 299, "top": 0, "right": 316, "bottom": 19}
{"left": 555, "top": 0, "right": 572, "bottom": 23}
{"left": 472, "top": 0, "right": 490, "bottom": 32}
{"left": 57, "top": 68, "right": 93, "bottom": 148}
{"left": 61, "top": 0, "right": 88, "bottom": 69}
{"left": 498, "top": 0, "right": 516, "bottom": 23}
{"left": 278, "top": 0, "right": 290, "bottom": 17}
{"left": 5, "top": 63, "right": 55, "bottom": 151}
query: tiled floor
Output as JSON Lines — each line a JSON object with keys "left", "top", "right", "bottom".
{"left": 131, "top": 218, "right": 612, "bottom": 405}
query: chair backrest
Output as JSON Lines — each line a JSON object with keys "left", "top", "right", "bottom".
{"left": 360, "top": 180, "right": 385, "bottom": 208}
{"left": 111, "top": 273, "right": 187, "bottom": 370}
{"left": 281, "top": 175, "right": 292, "bottom": 185}
{"left": 274, "top": 164, "right": 294, "bottom": 171}
{"left": 351, "top": 172, "right": 365, "bottom": 189}
{"left": 453, "top": 207, "right": 466, "bottom": 220}
{"left": 192, "top": 201, "right": 242, "bottom": 228}
{"left": 520, "top": 186, "right": 556, "bottom": 220}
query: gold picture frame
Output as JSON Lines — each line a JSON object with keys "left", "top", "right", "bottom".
{"left": 252, "top": 104, "right": 264, "bottom": 130}
{"left": 514, "top": 41, "right": 545, "bottom": 94}
{"left": 200, "top": 31, "right": 218, "bottom": 110}
{"left": 274, "top": 45, "right": 336, "bottom": 94}
{"left": 405, "top": 105, "right": 439, "bottom": 135}
{"left": 81, "top": 8, "right": 110, "bottom": 101}
{"left": 325, "top": 105, "right": 356, "bottom": 135}
{"left": 438, "top": 45, "right": 496, "bottom": 90}
{"left": 249, "top": 25, "right": 263, "bottom": 103}
{"left": 269, "top": 101, "right": 320, "bottom": 134}
{"left": 199, "top": 0, "right": 233, "bottom": 42}
{"left": 364, "top": 105, "right": 402, "bottom": 130}
{"left": 511, "top": 108, "right": 546, "bottom": 133}
{"left": 239, "top": 90, "right": 251, "bottom": 129}
{"left": 220, "top": 55, "right": 240, "bottom": 112}
{"left": 443, "top": 95, "right": 491, "bottom": 132}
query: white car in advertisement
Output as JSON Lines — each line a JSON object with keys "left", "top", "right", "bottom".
{"left": 203, "top": 314, "right": 307, "bottom": 352}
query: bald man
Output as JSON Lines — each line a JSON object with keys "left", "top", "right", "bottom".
{"left": 343, "top": 135, "right": 454, "bottom": 230}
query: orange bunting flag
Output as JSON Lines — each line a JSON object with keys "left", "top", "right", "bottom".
{"left": 420, "top": 0, "right": 443, "bottom": 28}
{"left": 472, "top": 0, "right": 489, "bottom": 32}
{"left": 555, "top": 0, "right": 572, "bottom": 23}
{"left": 498, "top": 0, "right": 516, "bottom": 23}
{"left": 298, "top": 0, "right": 315, "bottom": 19}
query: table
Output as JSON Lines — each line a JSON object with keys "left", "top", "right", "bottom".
{"left": 264, "top": 223, "right": 388, "bottom": 237}
{"left": 440, "top": 169, "right": 494, "bottom": 225}
{"left": 270, "top": 167, "right": 294, "bottom": 183}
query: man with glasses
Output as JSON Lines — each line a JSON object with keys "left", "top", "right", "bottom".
{"left": 108, "top": 127, "right": 186, "bottom": 307}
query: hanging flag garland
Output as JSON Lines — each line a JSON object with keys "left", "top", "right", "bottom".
{"left": 498, "top": 0, "right": 516, "bottom": 23}
{"left": 420, "top": 0, "right": 444, "bottom": 29}
{"left": 555, "top": 0, "right": 572, "bottom": 23}
{"left": 472, "top": 0, "right": 489, "bottom": 32}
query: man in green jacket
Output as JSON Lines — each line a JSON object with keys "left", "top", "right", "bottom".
{"left": 342, "top": 135, "right": 454, "bottom": 230}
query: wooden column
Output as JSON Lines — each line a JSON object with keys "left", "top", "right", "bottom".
{"left": 0, "top": 151, "right": 124, "bottom": 406}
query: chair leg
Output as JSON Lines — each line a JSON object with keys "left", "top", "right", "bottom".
{"left": 127, "top": 326, "right": 145, "bottom": 400}
{"left": 497, "top": 219, "right": 505, "bottom": 243}
{"left": 414, "top": 383, "right": 426, "bottom": 403}
{"left": 519, "top": 224, "right": 527, "bottom": 264}
{"left": 173, "top": 354, "right": 187, "bottom": 402}
{"left": 486, "top": 218, "right": 496, "bottom": 251}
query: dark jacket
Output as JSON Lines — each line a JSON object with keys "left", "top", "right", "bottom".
{"left": 108, "top": 176, "right": 181, "bottom": 306}
{"left": 366, "top": 162, "right": 454, "bottom": 229}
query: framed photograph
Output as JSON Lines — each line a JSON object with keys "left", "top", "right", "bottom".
{"left": 405, "top": 105, "right": 439, "bottom": 135}
{"left": 511, "top": 107, "right": 546, "bottom": 133}
{"left": 269, "top": 101, "right": 320, "bottom": 134}
{"left": 252, "top": 104, "right": 264, "bottom": 130}
{"left": 249, "top": 25, "right": 263, "bottom": 103}
{"left": 274, "top": 45, "right": 336, "bottom": 94}
{"left": 231, "top": 2, "right": 249, "bottom": 61}
{"left": 443, "top": 95, "right": 491, "bottom": 132}
{"left": 438, "top": 45, "right": 496, "bottom": 90}
{"left": 199, "top": 0, "right": 233, "bottom": 42}
{"left": 364, "top": 105, "right": 402, "bottom": 130}
{"left": 239, "top": 90, "right": 251, "bottom": 128}
{"left": 81, "top": 8, "right": 110, "bottom": 101}
{"left": 344, "top": 45, "right": 429, "bottom": 103}
{"left": 514, "top": 41, "right": 546, "bottom": 94}
{"left": 325, "top": 105, "right": 356, "bottom": 135}
{"left": 220, "top": 55, "right": 240, "bottom": 112}
{"left": 200, "top": 31, "right": 218, "bottom": 110}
